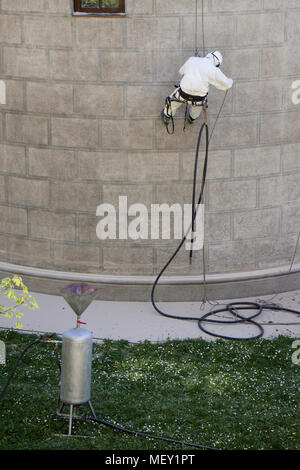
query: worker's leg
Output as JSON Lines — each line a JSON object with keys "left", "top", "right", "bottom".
{"left": 188, "top": 103, "right": 203, "bottom": 121}
{"left": 163, "top": 89, "right": 184, "bottom": 118}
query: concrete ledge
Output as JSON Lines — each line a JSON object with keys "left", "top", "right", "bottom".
{"left": 1, "top": 261, "right": 300, "bottom": 301}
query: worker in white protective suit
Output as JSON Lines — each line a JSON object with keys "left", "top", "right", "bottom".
{"left": 161, "top": 51, "right": 233, "bottom": 125}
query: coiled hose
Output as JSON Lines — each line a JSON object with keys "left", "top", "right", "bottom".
{"left": 151, "top": 118, "right": 300, "bottom": 340}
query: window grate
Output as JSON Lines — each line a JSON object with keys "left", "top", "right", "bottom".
{"left": 74, "top": 0, "right": 125, "bottom": 14}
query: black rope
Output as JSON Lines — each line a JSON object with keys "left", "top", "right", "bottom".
{"left": 0, "top": 339, "right": 42, "bottom": 402}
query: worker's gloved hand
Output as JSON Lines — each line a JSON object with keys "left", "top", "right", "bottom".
{"left": 227, "top": 78, "right": 233, "bottom": 89}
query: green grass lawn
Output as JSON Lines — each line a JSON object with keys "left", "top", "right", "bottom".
{"left": 0, "top": 329, "right": 299, "bottom": 450}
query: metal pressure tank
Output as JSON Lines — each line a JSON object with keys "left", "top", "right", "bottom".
{"left": 60, "top": 327, "right": 93, "bottom": 405}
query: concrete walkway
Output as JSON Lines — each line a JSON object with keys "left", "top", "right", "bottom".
{"left": 1, "top": 288, "right": 300, "bottom": 342}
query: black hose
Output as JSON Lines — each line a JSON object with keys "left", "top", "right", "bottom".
{"left": 0, "top": 339, "right": 42, "bottom": 402}
{"left": 190, "top": 121, "right": 208, "bottom": 262}
{"left": 151, "top": 117, "right": 300, "bottom": 340}
{"left": 0, "top": 338, "right": 217, "bottom": 450}
{"left": 88, "top": 415, "right": 217, "bottom": 450}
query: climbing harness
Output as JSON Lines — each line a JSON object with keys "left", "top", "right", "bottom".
{"left": 163, "top": 87, "right": 208, "bottom": 135}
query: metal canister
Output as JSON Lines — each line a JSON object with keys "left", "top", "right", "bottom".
{"left": 60, "top": 327, "right": 93, "bottom": 405}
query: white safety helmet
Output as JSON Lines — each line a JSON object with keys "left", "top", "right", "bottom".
{"left": 206, "top": 50, "right": 223, "bottom": 68}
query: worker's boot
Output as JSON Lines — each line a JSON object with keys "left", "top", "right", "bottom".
{"left": 161, "top": 109, "right": 170, "bottom": 126}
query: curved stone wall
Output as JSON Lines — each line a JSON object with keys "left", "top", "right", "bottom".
{"left": 0, "top": 0, "right": 300, "bottom": 297}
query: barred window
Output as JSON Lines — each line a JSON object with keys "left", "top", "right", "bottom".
{"left": 74, "top": 0, "right": 125, "bottom": 14}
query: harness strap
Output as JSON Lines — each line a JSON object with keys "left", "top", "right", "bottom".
{"left": 178, "top": 88, "right": 208, "bottom": 104}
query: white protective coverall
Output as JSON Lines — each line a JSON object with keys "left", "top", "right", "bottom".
{"left": 163, "top": 51, "right": 233, "bottom": 121}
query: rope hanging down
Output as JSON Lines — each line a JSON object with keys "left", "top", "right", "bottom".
{"left": 195, "top": 0, "right": 205, "bottom": 57}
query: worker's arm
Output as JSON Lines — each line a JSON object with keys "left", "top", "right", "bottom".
{"left": 179, "top": 58, "right": 190, "bottom": 76}
{"left": 211, "top": 68, "right": 233, "bottom": 91}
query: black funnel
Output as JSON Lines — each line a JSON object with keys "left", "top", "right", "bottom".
{"left": 60, "top": 282, "right": 100, "bottom": 319}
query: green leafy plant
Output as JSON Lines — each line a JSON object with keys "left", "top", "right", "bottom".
{"left": 0, "top": 275, "right": 38, "bottom": 329}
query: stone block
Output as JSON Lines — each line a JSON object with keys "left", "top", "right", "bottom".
{"left": 236, "top": 12, "right": 285, "bottom": 45}
{"left": 51, "top": 117, "right": 99, "bottom": 149}
{"left": 51, "top": 181, "right": 100, "bottom": 212}
{"left": 44, "top": 0, "right": 72, "bottom": 13}
{"left": 0, "top": 235, "right": 9, "bottom": 261}
{"left": 53, "top": 243, "right": 102, "bottom": 273}
{"left": 7, "top": 237, "right": 51, "bottom": 268}
{"left": 1, "top": 0, "right": 45, "bottom": 11}
{"left": 100, "top": 52, "right": 152, "bottom": 82}
{"left": 256, "top": 235, "right": 300, "bottom": 269}
{"left": 260, "top": 111, "right": 300, "bottom": 144}
{"left": 6, "top": 114, "right": 48, "bottom": 145}
{"left": 78, "top": 151, "right": 127, "bottom": 181}
{"left": 27, "top": 82, "right": 73, "bottom": 114}
{"left": 261, "top": 46, "right": 300, "bottom": 78}
{"left": 75, "top": 18, "right": 124, "bottom": 49}
{"left": 102, "top": 183, "right": 153, "bottom": 210}
{"left": 155, "top": 182, "right": 193, "bottom": 206}
{"left": 28, "top": 148, "right": 77, "bottom": 179}
{"left": 264, "top": 0, "right": 299, "bottom": 8}
{"left": 126, "top": 0, "right": 153, "bottom": 15}
{"left": 282, "top": 142, "right": 300, "bottom": 172}
{"left": 0, "top": 144, "right": 26, "bottom": 174}
{"left": 221, "top": 49, "right": 259, "bottom": 80}
{"left": 0, "top": 176, "right": 5, "bottom": 202}
{"left": 234, "top": 146, "right": 281, "bottom": 177}
{"left": 74, "top": 85, "right": 124, "bottom": 117}
{"left": 2, "top": 47, "right": 49, "bottom": 79}
{"left": 282, "top": 203, "right": 300, "bottom": 234}
{"left": 286, "top": 10, "right": 300, "bottom": 43}
{"left": 206, "top": 87, "right": 233, "bottom": 115}
{"left": 0, "top": 80, "right": 25, "bottom": 112}
{"left": 0, "top": 15, "right": 22, "bottom": 44}
{"left": 205, "top": 211, "right": 231, "bottom": 243}
{"left": 91, "top": 151, "right": 123, "bottom": 182}
{"left": 183, "top": 15, "right": 235, "bottom": 49}
{"left": 103, "top": 246, "right": 153, "bottom": 274}
{"left": 208, "top": 240, "right": 256, "bottom": 273}
{"left": 155, "top": 0, "right": 209, "bottom": 14}
{"left": 182, "top": 149, "right": 232, "bottom": 180}
{"left": 128, "top": 152, "right": 179, "bottom": 182}
{"left": 30, "top": 209, "right": 76, "bottom": 241}
{"left": 156, "top": 51, "right": 189, "bottom": 83}
{"left": 127, "top": 17, "right": 180, "bottom": 50}
{"left": 208, "top": 115, "right": 258, "bottom": 148}
{"left": 102, "top": 119, "right": 153, "bottom": 150}
{"left": 155, "top": 119, "right": 206, "bottom": 151}
{"left": 127, "top": 85, "right": 171, "bottom": 118}
{"left": 78, "top": 214, "right": 100, "bottom": 243}
{"left": 211, "top": 0, "right": 261, "bottom": 11}
{"left": 0, "top": 205, "right": 28, "bottom": 235}
{"left": 49, "top": 49, "right": 99, "bottom": 82}
{"left": 259, "top": 174, "right": 300, "bottom": 207}
{"left": 235, "top": 80, "right": 283, "bottom": 113}
{"left": 233, "top": 208, "right": 281, "bottom": 240}
{"left": 127, "top": 18, "right": 155, "bottom": 49}
{"left": 155, "top": 245, "right": 204, "bottom": 275}
{"left": 7, "top": 177, "right": 51, "bottom": 207}
{"left": 24, "top": 16, "right": 72, "bottom": 47}
{"left": 209, "top": 179, "right": 257, "bottom": 211}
